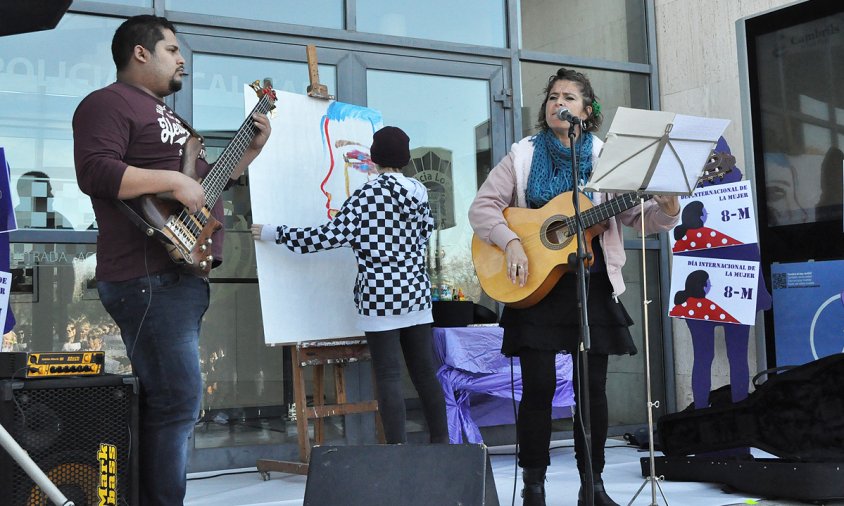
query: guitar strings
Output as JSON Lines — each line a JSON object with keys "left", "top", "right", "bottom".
{"left": 174, "top": 93, "right": 275, "bottom": 241}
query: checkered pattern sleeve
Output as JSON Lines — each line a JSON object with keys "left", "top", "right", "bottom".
{"left": 274, "top": 197, "right": 360, "bottom": 253}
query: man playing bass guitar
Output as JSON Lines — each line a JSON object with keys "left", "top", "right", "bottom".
{"left": 73, "top": 15, "right": 270, "bottom": 506}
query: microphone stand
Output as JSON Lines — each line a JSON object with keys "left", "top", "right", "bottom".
{"left": 567, "top": 119, "right": 594, "bottom": 506}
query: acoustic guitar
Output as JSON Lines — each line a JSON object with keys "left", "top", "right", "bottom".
{"left": 471, "top": 151, "right": 734, "bottom": 308}
{"left": 122, "top": 81, "right": 276, "bottom": 275}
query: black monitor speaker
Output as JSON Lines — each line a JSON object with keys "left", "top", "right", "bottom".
{"left": 304, "top": 444, "right": 500, "bottom": 505}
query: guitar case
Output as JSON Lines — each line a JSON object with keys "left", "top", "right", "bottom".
{"left": 658, "top": 352, "right": 844, "bottom": 460}
{"left": 647, "top": 353, "right": 844, "bottom": 502}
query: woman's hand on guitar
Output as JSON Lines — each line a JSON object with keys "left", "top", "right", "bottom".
{"left": 250, "top": 224, "right": 265, "bottom": 241}
{"left": 653, "top": 195, "right": 680, "bottom": 217}
{"left": 505, "top": 239, "right": 529, "bottom": 287}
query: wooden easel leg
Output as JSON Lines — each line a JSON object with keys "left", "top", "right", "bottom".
{"left": 293, "top": 347, "right": 311, "bottom": 463}
{"left": 313, "top": 364, "right": 325, "bottom": 445}
{"left": 371, "top": 365, "right": 386, "bottom": 443}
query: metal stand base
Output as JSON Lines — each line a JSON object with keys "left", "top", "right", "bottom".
{"left": 628, "top": 474, "right": 669, "bottom": 506}
{"left": 626, "top": 199, "right": 671, "bottom": 506}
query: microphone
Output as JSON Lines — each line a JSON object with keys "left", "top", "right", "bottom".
{"left": 555, "top": 108, "right": 581, "bottom": 125}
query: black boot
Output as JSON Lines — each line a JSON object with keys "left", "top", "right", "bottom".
{"left": 577, "top": 473, "right": 619, "bottom": 506}
{"left": 521, "top": 466, "right": 547, "bottom": 506}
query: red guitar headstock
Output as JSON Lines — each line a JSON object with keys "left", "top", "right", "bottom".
{"left": 250, "top": 80, "right": 277, "bottom": 112}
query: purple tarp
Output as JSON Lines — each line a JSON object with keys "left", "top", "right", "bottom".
{"left": 433, "top": 326, "right": 575, "bottom": 444}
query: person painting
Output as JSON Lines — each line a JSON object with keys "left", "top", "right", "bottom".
{"left": 468, "top": 68, "right": 680, "bottom": 506}
{"left": 251, "top": 126, "right": 448, "bottom": 446}
{"left": 73, "top": 15, "right": 271, "bottom": 505}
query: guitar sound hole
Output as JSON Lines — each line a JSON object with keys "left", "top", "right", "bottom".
{"left": 545, "top": 221, "right": 570, "bottom": 246}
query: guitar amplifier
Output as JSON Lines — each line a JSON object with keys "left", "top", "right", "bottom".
{"left": 0, "top": 374, "right": 139, "bottom": 506}
{"left": 0, "top": 351, "right": 105, "bottom": 379}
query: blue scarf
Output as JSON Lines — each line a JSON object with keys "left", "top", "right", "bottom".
{"left": 526, "top": 129, "right": 593, "bottom": 209}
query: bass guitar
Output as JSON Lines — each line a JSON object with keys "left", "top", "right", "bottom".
{"left": 122, "top": 80, "right": 276, "bottom": 275}
{"left": 471, "top": 151, "right": 734, "bottom": 308}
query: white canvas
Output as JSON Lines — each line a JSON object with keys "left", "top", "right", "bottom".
{"left": 247, "top": 89, "right": 383, "bottom": 344}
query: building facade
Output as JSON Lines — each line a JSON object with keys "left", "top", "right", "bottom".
{"left": 1, "top": 0, "right": 835, "bottom": 471}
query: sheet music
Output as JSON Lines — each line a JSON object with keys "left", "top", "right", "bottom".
{"left": 586, "top": 108, "right": 730, "bottom": 195}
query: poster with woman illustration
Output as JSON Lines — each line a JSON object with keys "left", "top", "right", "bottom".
{"left": 247, "top": 89, "right": 383, "bottom": 343}
{"left": 668, "top": 256, "right": 759, "bottom": 326}
{"left": 670, "top": 180, "right": 758, "bottom": 254}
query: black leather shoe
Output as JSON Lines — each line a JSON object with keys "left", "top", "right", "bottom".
{"left": 577, "top": 473, "right": 620, "bottom": 506}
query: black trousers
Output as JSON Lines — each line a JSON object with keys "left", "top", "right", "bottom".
{"left": 518, "top": 348, "right": 609, "bottom": 473}
{"left": 365, "top": 323, "right": 449, "bottom": 444}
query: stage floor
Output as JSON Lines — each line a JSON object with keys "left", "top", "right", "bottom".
{"left": 185, "top": 439, "right": 844, "bottom": 506}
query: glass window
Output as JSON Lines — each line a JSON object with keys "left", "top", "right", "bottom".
{"left": 101, "top": 0, "right": 151, "bottom": 6}
{"left": 755, "top": 12, "right": 844, "bottom": 228}
{"left": 367, "top": 69, "right": 492, "bottom": 308}
{"left": 166, "top": 0, "right": 344, "bottom": 29}
{"left": 520, "top": 0, "right": 648, "bottom": 63}
{"left": 0, "top": 14, "right": 119, "bottom": 232}
{"left": 356, "top": 0, "right": 506, "bottom": 47}
{"left": 9, "top": 242, "right": 131, "bottom": 373}
{"left": 191, "top": 54, "right": 336, "bottom": 131}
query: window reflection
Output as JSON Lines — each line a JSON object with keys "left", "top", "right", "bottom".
{"left": 520, "top": 0, "right": 648, "bottom": 63}
{"left": 0, "top": 14, "right": 119, "bottom": 232}
{"left": 357, "top": 0, "right": 506, "bottom": 47}
{"left": 192, "top": 54, "right": 336, "bottom": 131}
{"left": 756, "top": 11, "right": 844, "bottom": 227}
{"left": 166, "top": 0, "right": 343, "bottom": 29}
{"left": 367, "top": 70, "right": 492, "bottom": 306}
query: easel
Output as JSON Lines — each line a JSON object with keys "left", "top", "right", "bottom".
{"left": 256, "top": 47, "right": 382, "bottom": 479}
{"left": 257, "top": 337, "right": 385, "bottom": 478}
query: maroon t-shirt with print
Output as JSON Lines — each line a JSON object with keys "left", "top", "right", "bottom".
{"left": 73, "top": 81, "right": 226, "bottom": 282}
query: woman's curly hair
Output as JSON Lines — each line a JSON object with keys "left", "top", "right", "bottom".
{"left": 536, "top": 67, "right": 603, "bottom": 133}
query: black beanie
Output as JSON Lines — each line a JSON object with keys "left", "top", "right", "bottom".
{"left": 370, "top": 126, "right": 410, "bottom": 169}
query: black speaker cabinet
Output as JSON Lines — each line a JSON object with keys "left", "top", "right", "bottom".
{"left": 0, "top": 375, "right": 139, "bottom": 506}
{"left": 304, "top": 444, "right": 500, "bottom": 506}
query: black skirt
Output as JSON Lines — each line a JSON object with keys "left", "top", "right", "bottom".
{"left": 500, "top": 270, "right": 637, "bottom": 357}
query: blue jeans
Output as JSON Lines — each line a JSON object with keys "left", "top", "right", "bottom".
{"left": 98, "top": 270, "right": 209, "bottom": 506}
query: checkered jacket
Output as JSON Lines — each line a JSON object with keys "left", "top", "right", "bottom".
{"left": 275, "top": 174, "right": 434, "bottom": 317}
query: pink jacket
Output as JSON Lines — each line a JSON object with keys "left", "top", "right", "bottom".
{"left": 469, "top": 135, "right": 679, "bottom": 297}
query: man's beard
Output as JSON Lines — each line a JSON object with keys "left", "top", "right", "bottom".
{"left": 169, "top": 77, "right": 183, "bottom": 94}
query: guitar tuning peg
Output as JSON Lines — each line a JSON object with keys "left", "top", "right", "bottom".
{"left": 199, "top": 244, "right": 207, "bottom": 252}
{"left": 199, "top": 260, "right": 207, "bottom": 270}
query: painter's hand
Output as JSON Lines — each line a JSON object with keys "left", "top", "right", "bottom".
{"left": 505, "top": 239, "right": 529, "bottom": 287}
{"left": 653, "top": 195, "right": 680, "bottom": 217}
{"left": 251, "top": 224, "right": 265, "bottom": 240}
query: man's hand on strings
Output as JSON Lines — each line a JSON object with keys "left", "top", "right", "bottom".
{"left": 505, "top": 239, "right": 529, "bottom": 287}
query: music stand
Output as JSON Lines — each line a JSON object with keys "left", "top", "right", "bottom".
{"left": 584, "top": 107, "right": 729, "bottom": 506}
